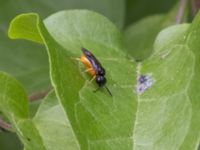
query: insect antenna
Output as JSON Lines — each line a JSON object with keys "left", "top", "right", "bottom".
{"left": 104, "top": 86, "right": 112, "bottom": 97}
{"left": 93, "top": 86, "right": 112, "bottom": 97}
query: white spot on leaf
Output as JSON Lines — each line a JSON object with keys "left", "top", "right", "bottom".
{"left": 136, "top": 74, "right": 155, "bottom": 94}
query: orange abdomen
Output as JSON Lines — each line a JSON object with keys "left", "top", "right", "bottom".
{"left": 80, "top": 55, "right": 96, "bottom": 76}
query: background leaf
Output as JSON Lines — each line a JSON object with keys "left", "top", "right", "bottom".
{"left": 0, "top": 133, "right": 22, "bottom": 150}
{"left": 0, "top": 72, "right": 81, "bottom": 150}
{"left": 0, "top": 72, "right": 46, "bottom": 150}
{"left": 123, "top": 5, "right": 180, "bottom": 60}
{"left": 125, "top": 0, "right": 178, "bottom": 25}
{"left": 0, "top": 72, "right": 29, "bottom": 121}
{"left": 124, "top": 15, "right": 166, "bottom": 60}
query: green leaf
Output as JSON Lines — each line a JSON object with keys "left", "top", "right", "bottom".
{"left": 0, "top": 0, "right": 125, "bottom": 28}
{"left": 33, "top": 91, "right": 80, "bottom": 150}
{"left": 0, "top": 72, "right": 46, "bottom": 150}
{"left": 123, "top": 4, "right": 180, "bottom": 60}
{"left": 0, "top": 133, "right": 22, "bottom": 150}
{"left": 178, "top": 11, "right": 200, "bottom": 150}
{"left": 125, "top": 0, "right": 178, "bottom": 25}
{"left": 0, "top": 72, "right": 81, "bottom": 150}
{"left": 124, "top": 15, "right": 166, "bottom": 60}
{"left": 0, "top": 0, "right": 50, "bottom": 94}
{"left": 153, "top": 24, "right": 189, "bottom": 52}
{"left": 0, "top": 35, "right": 50, "bottom": 94}
{"left": 0, "top": 72, "right": 29, "bottom": 121}
{"left": 133, "top": 14, "right": 200, "bottom": 149}
{"left": 29, "top": 100, "right": 42, "bottom": 117}
{"left": 8, "top": 10, "right": 137, "bottom": 149}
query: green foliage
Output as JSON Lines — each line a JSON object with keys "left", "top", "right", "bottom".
{"left": 0, "top": 0, "right": 125, "bottom": 94}
{"left": 125, "top": 0, "right": 178, "bottom": 25}
{"left": 0, "top": 0, "right": 200, "bottom": 150}
{"left": 0, "top": 1, "right": 125, "bottom": 148}
{"left": 33, "top": 91, "right": 80, "bottom": 150}
{"left": 8, "top": 11, "right": 137, "bottom": 149}
{"left": 0, "top": 72, "right": 79, "bottom": 149}
{"left": 123, "top": 4, "right": 184, "bottom": 60}
{"left": 124, "top": 15, "right": 166, "bottom": 60}
{"left": 0, "top": 133, "right": 22, "bottom": 150}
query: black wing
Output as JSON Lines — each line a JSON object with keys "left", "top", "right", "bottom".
{"left": 81, "top": 47, "right": 105, "bottom": 75}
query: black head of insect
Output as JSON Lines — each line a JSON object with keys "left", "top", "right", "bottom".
{"left": 96, "top": 75, "right": 107, "bottom": 87}
{"left": 95, "top": 75, "right": 112, "bottom": 96}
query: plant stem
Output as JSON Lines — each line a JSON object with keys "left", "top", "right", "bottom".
{"left": 191, "top": 0, "right": 200, "bottom": 16}
{"left": 0, "top": 87, "right": 53, "bottom": 132}
{"left": 0, "top": 118, "right": 12, "bottom": 132}
{"left": 29, "top": 87, "right": 53, "bottom": 101}
{"left": 176, "top": 0, "right": 188, "bottom": 24}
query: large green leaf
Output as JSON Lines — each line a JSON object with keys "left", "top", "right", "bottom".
{"left": 133, "top": 25, "right": 193, "bottom": 149}
{"left": 7, "top": 9, "right": 200, "bottom": 150}
{"left": 179, "top": 11, "right": 200, "bottom": 150}
{"left": 9, "top": 10, "right": 137, "bottom": 149}
{"left": 133, "top": 18, "right": 200, "bottom": 150}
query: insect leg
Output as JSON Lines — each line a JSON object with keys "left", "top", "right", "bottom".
{"left": 104, "top": 86, "right": 112, "bottom": 96}
{"left": 93, "top": 86, "right": 112, "bottom": 96}
{"left": 82, "top": 68, "right": 93, "bottom": 73}
{"left": 89, "top": 75, "right": 96, "bottom": 83}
